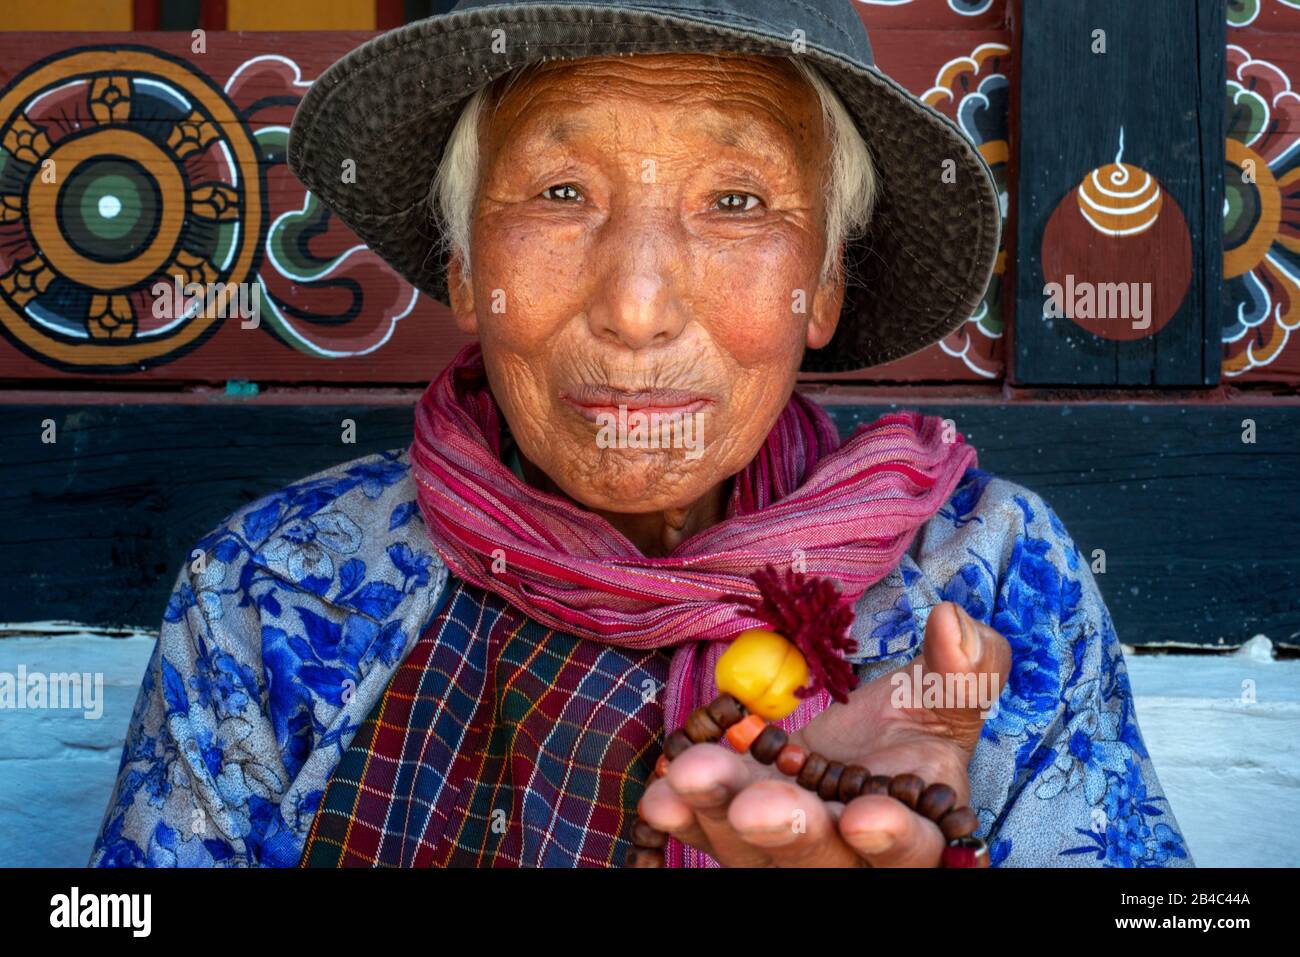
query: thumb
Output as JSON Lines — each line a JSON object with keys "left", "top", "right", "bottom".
{"left": 912, "top": 601, "right": 1011, "bottom": 741}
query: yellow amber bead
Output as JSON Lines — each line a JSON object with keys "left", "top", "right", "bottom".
{"left": 714, "top": 628, "right": 808, "bottom": 720}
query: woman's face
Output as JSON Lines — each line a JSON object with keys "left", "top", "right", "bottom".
{"left": 448, "top": 53, "right": 844, "bottom": 515}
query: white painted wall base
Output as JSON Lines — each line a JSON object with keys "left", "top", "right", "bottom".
{"left": 1, "top": 627, "right": 1297, "bottom": 867}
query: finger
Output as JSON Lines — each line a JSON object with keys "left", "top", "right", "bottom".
{"left": 839, "top": 794, "right": 946, "bottom": 867}
{"left": 638, "top": 775, "right": 717, "bottom": 859}
{"left": 914, "top": 601, "right": 1012, "bottom": 737}
{"left": 662, "top": 743, "right": 771, "bottom": 867}
{"left": 727, "top": 778, "right": 864, "bottom": 867}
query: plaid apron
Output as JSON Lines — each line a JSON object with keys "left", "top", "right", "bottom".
{"left": 300, "top": 577, "right": 670, "bottom": 867}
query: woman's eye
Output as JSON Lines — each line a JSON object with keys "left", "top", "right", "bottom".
{"left": 541, "top": 183, "right": 582, "bottom": 202}
{"left": 717, "top": 192, "right": 762, "bottom": 212}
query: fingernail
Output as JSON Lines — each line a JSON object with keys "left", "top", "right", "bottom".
{"left": 956, "top": 605, "right": 981, "bottom": 663}
{"left": 850, "top": 830, "right": 894, "bottom": 855}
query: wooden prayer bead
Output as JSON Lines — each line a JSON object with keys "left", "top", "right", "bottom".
{"left": 626, "top": 846, "right": 665, "bottom": 867}
{"left": 775, "top": 743, "right": 808, "bottom": 776}
{"left": 917, "top": 783, "right": 957, "bottom": 822}
{"left": 796, "top": 753, "right": 830, "bottom": 791}
{"left": 724, "top": 714, "right": 767, "bottom": 754}
{"left": 654, "top": 754, "right": 670, "bottom": 778}
{"left": 631, "top": 820, "right": 668, "bottom": 849}
{"left": 939, "top": 806, "right": 979, "bottom": 841}
{"left": 706, "top": 694, "right": 746, "bottom": 730}
{"left": 863, "top": 775, "right": 892, "bottom": 796}
{"left": 663, "top": 729, "right": 693, "bottom": 759}
{"left": 838, "top": 765, "right": 871, "bottom": 802}
{"left": 818, "top": 762, "right": 846, "bottom": 801}
{"left": 888, "top": 773, "right": 925, "bottom": 809}
{"left": 684, "top": 707, "right": 724, "bottom": 744}
{"left": 749, "top": 725, "right": 788, "bottom": 765}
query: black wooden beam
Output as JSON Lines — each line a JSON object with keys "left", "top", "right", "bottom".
{"left": 1, "top": 401, "right": 1295, "bottom": 648}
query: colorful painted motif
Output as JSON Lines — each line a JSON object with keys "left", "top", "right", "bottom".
{"left": 1040, "top": 129, "right": 1192, "bottom": 342}
{"left": 920, "top": 42, "right": 1009, "bottom": 378}
{"left": 1228, "top": 0, "right": 1300, "bottom": 29}
{"left": 0, "top": 47, "right": 418, "bottom": 372}
{"left": 1222, "top": 42, "right": 1300, "bottom": 377}
{"left": 859, "top": 0, "right": 1002, "bottom": 21}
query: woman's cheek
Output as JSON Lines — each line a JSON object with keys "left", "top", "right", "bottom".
{"left": 704, "top": 246, "right": 815, "bottom": 357}
{"left": 475, "top": 222, "right": 585, "bottom": 352}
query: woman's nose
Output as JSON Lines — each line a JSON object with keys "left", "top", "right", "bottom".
{"left": 585, "top": 213, "right": 690, "bottom": 350}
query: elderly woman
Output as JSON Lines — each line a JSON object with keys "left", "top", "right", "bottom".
{"left": 90, "top": 0, "right": 1190, "bottom": 868}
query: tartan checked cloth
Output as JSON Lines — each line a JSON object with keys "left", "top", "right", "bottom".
{"left": 300, "top": 576, "right": 670, "bottom": 867}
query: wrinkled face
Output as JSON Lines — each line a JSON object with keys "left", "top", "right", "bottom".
{"left": 447, "top": 53, "right": 844, "bottom": 515}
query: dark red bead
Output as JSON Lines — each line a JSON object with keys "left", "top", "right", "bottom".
{"left": 706, "top": 694, "right": 746, "bottom": 730}
{"left": 663, "top": 729, "right": 693, "bottom": 759}
{"left": 888, "top": 773, "right": 925, "bottom": 809}
{"left": 863, "top": 775, "right": 892, "bottom": 796}
{"left": 796, "top": 753, "right": 830, "bottom": 791}
{"left": 625, "top": 846, "right": 665, "bottom": 867}
{"left": 939, "top": 806, "right": 979, "bottom": 841}
{"left": 917, "top": 783, "right": 957, "bottom": 822}
{"left": 838, "top": 765, "right": 871, "bottom": 802}
{"left": 941, "top": 836, "right": 989, "bottom": 868}
{"left": 749, "top": 725, "right": 788, "bottom": 765}
{"left": 684, "top": 707, "right": 723, "bottom": 744}
{"left": 775, "top": 744, "right": 808, "bottom": 777}
{"left": 631, "top": 820, "right": 667, "bottom": 848}
{"left": 818, "top": 762, "right": 846, "bottom": 801}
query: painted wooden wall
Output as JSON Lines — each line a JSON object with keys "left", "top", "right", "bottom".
{"left": 0, "top": 0, "right": 1002, "bottom": 384}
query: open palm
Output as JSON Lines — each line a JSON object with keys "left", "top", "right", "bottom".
{"left": 639, "top": 601, "right": 1012, "bottom": 866}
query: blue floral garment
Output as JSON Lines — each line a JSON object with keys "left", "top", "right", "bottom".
{"left": 88, "top": 449, "right": 1192, "bottom": 868}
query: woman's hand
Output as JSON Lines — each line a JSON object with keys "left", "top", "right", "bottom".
{"left": 638, "top": 601, "right": 1011, "bottom": 866}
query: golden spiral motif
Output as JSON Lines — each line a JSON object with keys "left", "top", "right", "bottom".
{"left": 1075, "top": 161, "right": 1163, "bottom": 237}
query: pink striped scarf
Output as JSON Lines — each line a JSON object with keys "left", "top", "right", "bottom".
{"left": 410, "top": 344, "right": 976, "bottom": 867}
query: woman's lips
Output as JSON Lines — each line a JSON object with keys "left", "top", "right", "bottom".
{"left": 560, "top": 385, "right": 714, "bottom": 423}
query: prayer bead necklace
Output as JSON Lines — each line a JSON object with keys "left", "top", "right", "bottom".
{"left": 625, "top": 690, "right": 989, "bottom": 867}
{"left": 624, "top": 568, "right": 990, "bottom": 868}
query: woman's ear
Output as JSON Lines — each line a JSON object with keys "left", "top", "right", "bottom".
{"left": 447, "top": 250, "right": 479, "bottom": 335}
{"left": 806, "top": 243, "right": 846, "bottom": 350}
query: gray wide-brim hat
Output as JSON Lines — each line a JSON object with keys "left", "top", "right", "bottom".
{"left": 287, "top": 0, "right": 1000, "bottom": 373}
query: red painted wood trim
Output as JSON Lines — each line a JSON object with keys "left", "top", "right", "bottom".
{"left": 375, "top": 0, "right": 405, "bottom": 30}
{"left": 133, "top": 0, "right": 161, "bottom": 31}
{"left": 200, "top": 0, "right": 227, "bottom": 31}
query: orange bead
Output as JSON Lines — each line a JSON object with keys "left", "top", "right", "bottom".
{"left": 724, "top": 714, "right": 767, "bottom": 754}
{"left": 654, "top": 754, "right": 670, "bottom": 778}
{"left": 775, "top": 743, "right": 808, "bottom": 776}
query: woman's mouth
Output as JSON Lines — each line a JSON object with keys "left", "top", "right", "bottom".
{"left": 559, "top": 385, "right": 715, "bottom": 423}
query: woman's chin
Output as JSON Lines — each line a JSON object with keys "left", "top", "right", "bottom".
{"left": 549, "top": 447, "right": 717, "bottom": 514}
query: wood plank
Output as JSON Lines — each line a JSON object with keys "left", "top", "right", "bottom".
{"left": 0, "top": 401, "right": 1294, "bottom": 648}
{"left": 1013, "top": 0, "right": 1225, "bottom": 387}
{"left": 227, "top": 0, "right": 376, "bottom": 31}
{"left": 0, "top": 1, "right": 133, "bottom": 31}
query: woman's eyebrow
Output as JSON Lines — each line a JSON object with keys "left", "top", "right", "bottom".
{"left": 508, "top": 112, "right": 595, "bottom": 148}
{"left": 690, "top": 112, "right": 796, "bottom": 170}
{"left": 539, "top": 115, "right": 592, "bottom": 144}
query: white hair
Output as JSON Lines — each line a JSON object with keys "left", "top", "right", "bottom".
{"left": 430, "top": 55, "right": 877, "bottom": 294}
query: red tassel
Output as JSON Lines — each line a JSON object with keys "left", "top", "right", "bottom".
{"left": 737, "top": 565, "right": 858, "bottom": 704}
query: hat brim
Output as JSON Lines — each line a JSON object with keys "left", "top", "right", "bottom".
{"left": 287, "top": 3, "right": 1001, "bottom": 373}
